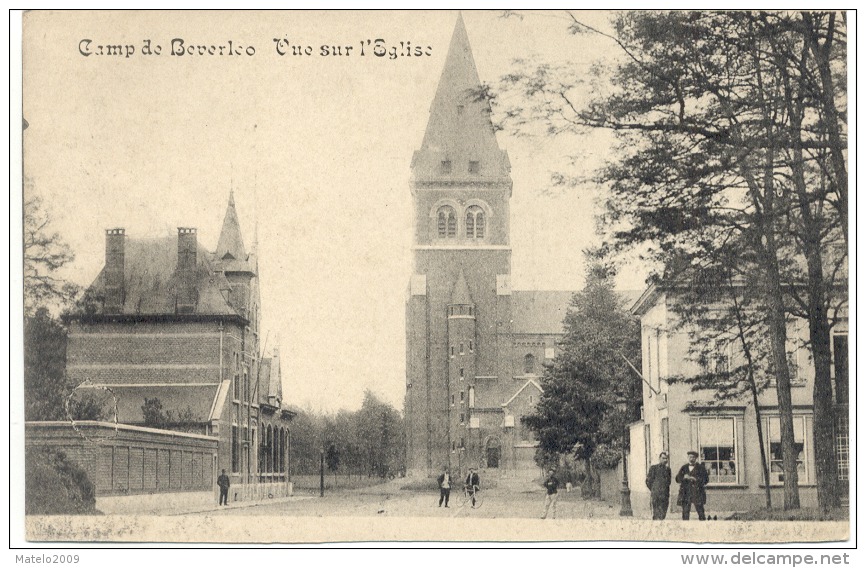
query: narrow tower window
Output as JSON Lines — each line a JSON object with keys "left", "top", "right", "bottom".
{"left": 437, "top": 206, "right": 457, "bottom": 238}
{"left": 440, "top": 160, "right": 452, "bottom": 174}
{"left": 466, "top": 206, "right": 485, "bottom": 239}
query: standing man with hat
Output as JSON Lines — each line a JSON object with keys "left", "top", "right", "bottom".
{"left": 675, "top": 450, "right": 709, "bottom": 520}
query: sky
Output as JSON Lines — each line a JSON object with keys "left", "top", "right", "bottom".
{"left": 22, "top": 10, "right": 650, "bottom": 413}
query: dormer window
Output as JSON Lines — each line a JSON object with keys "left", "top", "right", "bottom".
{"left": 440, "top": 160, "right": 452, "bottom": 174}
{"left": 457, "top": 105, "right": 465, "bottom": 115}
{"left": 466, "top": 206, "right": 485, "bottom": 239}
{"left": 469, "top": 160, "right": 480, "bottom": 174}
{"left": 437, "top": 206, "right": 457, "bottom": 238}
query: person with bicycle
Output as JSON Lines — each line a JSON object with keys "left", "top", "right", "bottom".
{"left": 464, "top": 467, "right": 480, "bottom": 508}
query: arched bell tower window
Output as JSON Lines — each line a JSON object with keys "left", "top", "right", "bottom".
{"left": 437, "top": 206, "right": 457, "bottom": 238}
{"left": 524, "top": 353, "right": 536, "bottom": 374}
{"left": 466, "top": 206, "right": 485, "bottom": 239}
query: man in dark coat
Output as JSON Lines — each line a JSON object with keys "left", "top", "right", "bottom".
{"left": 675, "top": 451, "right": 709, "bottom": 520}
{"left": 645, "top": 451, "right": 672, "bottom": 520}
{"left": 465, "top": 468, "right": 480, "bottom": 508}
{"left": 541, "top": 468, "right": 560, "bottom": 519}
{"left": 217, "top": 469, "right": 230, "bottom": 506}
{"left": 436, "top": 467, "right": 452, "bottom": 507}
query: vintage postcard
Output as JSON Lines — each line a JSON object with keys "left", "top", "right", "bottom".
{"left": 16, "top": 10, "right": 852, "bottom": 546}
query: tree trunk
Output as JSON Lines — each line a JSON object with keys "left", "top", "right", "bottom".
{"left": 763, "top": 262, "right": 801, "bottom": 509}
{"left": 802, "top": 12, "right": 848, "bottom": 245}
{"left": 732, "top": 282, "right": 772, "bottom": 509}
{"left": 777, "top": 36, "right": 841, "bottom": 511}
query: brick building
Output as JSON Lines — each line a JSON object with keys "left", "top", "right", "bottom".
{"left": 64, "top": 193, "right": 293, "bottom": 499}
{"left": 404, "top": 16, "right": 576, "bottom": 477}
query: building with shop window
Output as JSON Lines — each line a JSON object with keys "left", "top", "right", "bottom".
{"left": 626, "top": 281, "right": 849, "bottom": 512}
{"left": 404, "top": 15, "right": 576, "bottom": 477}
{"left": 64, "top": 193, "right": 294, "bottom": 499}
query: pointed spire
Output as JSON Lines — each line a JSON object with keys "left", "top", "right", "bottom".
{"left": 412, "top": 13, "right": 511, "bottom": 183}
{"left": 216, "top": 191, "right": 249, "bottom": 268}
{"left": 450, "top": 269, "right": 473, "bottom": 305}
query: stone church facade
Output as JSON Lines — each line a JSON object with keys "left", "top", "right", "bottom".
{"left": 404, "top": 16, "right": 573, "bottom": 478}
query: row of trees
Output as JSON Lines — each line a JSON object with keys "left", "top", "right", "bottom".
{"left": 290, "top": 390, "right": 405, "bottom": 481}
{"left": 498, "top": 11, "right": 847, "bottom": 510}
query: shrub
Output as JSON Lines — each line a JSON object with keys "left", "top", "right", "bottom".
{"left": 25, "top": 448, "right": 99, "bottom": 515}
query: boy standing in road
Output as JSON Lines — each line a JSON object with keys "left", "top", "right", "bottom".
{"left": 541, "top": 469, "right": 559, "bottom": 519}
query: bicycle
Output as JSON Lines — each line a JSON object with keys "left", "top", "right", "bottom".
{"left": 459, "top": 485, "right": 483, "bottom": 509}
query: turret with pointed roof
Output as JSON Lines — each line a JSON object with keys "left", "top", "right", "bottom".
{"left": 215, "top": 190, "right": 253, "bottom": 274}
{"left": 450, "top": 269, "right": 474, "bottom": 307}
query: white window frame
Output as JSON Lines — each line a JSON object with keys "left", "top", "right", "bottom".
{"left": 690, "top": 414, "right": 742, "bottom": 486}
{"left": 764, "top": 414, "right": 811, "bottom": 485}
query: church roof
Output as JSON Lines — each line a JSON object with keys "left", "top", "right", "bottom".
{"left": 512, "top": 291, "right": 574, "bottom": 334}
{"left": 512, "top": 289, "right": 645, "bottom": 334}
{"left": 215, "top": 191, "right": 251, "bottom": 272}
{"left": 450, "top": 269, "right": 473, "bottom": 305}
{"left": 411, "top": 14, "right": 511, "bottom": 184}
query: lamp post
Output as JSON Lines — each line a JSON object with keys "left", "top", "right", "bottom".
{"left": 617, "top": 397, "right": 633, "bottom": 517}
{"left": 319, "top": 448, "right": 325, "bottom": 498}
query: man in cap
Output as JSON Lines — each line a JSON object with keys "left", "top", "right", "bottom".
{"left": 645, "top": 451, "right": 672, "bottom": 520}
{"left": 675, "top": 450, "right": 709, "bottom": 520}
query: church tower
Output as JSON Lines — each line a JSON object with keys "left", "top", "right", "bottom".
{"left": 405, "top": 14, "right": 514, "bottom": 476}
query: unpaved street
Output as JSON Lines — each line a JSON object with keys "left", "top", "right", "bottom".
{"left": 203, "top": 478, "right": 632, "bottom": 519}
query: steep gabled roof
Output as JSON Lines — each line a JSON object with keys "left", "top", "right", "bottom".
{"left": 257, "top": 348, "right": 283, "bottom": 408}
{"left": 85, "top": 237, "right": 240, "bottom": 317}
{"left": 411, "top": 14, "right": 511, "bottom": 184}
{"left": 502, "top": 379, "right": 544, "bottom": 408}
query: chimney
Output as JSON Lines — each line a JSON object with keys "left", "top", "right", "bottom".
{"left": 104, "top": 229, "right": 125, "bottom": 313}
{"left": 177, "top": 227, "right": 197, "bottom": 313}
